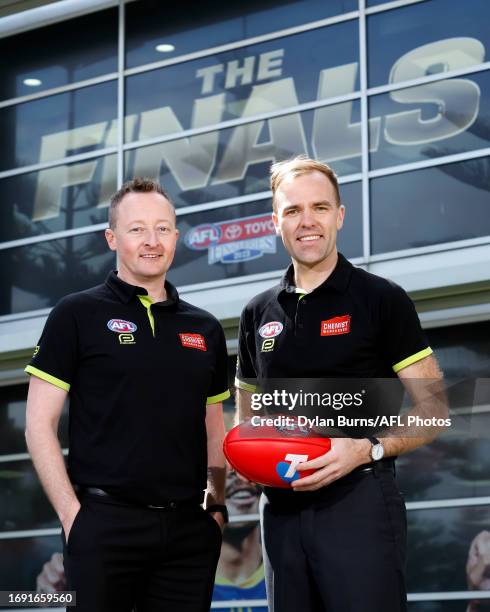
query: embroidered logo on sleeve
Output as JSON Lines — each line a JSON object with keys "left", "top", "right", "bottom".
{"left": 320, "top": 315, "right": 351, "bottom": 336}
{"left": 179, "top": 333, "right": 207, "bottom": 351}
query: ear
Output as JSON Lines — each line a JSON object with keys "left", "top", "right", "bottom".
{"left": 336, "top": 204, "right": 345, "bottom": 231}
{"left": 174, "top": 228, "right": 180, "bottom": 242}
{"left": 272, "top": 211, "right": 281, "bottom": 236}
{"left": 105, "top": 228, "right": 117, "bottom": 252}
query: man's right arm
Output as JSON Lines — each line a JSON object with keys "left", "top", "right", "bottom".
{"left": 25, "top": 375, "right": 80, "bottom": 540}
{"left": 235, "top": 387, "right": 253, "bottom": 424}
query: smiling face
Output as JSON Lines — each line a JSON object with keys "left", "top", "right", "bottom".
{"left": 226, "top": 468, "right": 261, "bottom": 525}
{"left": 105, "top": 191, "right": 179, "bottom": 286}
{"left": 272, "top": 170, "right": 344, "bottom": 271}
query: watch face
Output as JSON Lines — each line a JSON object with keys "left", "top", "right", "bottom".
{"left": 371, "top": 443, "right": 384, "bottom": 461}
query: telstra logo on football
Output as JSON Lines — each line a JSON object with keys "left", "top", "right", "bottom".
{"left": 276, "top": 453, "right": 309, "bottom": 483}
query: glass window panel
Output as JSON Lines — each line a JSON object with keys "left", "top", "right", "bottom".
{"left": 0, "top": 155, "right": 116, "bottom": 244}
{"left": 125, "top": 0, "right": 357, "bottom": 69}
{"left": 126, "top": 106, "right": 362, "bottom": 208}
{"left": 170, "top": 185, "right": 361, "bottom": 287}
{"left": 0, "top": 81, "right": 117, "bottom": 172}
{"left": 0, "top": 384, "right": 69, "bottom": 455}
{"left": 125, "top": 21, "right": 360, "bottom": 143}
{"left": 0, "top": 535, "right": 61, "bottom": 592}
{"left": 0, "top": 232, "right": 114, "bottom": 317}
{"left": 0, "top": 461, "right": 58, "bottom": 532}
{"left": 0, "top": 8, "right": 117, "bottom": 101}
{"left": 0, "top": 385, "right": 28, "bottom": 455}
{"left": 408, "top": 603, "right": 479, "bottom": 612}
{"left": 367, "top": 0, "right": 490, "bottom": 88}
{"left": 369, "top": 70, "right": 490, "bottom": 170}
{"left": 370, "top": 157, "right": 490, "bottom": 254}
{"left": 398, "top": 427, "right": 490, "bottom": 502}
{"left": 426, "top": 321, "right": 490, "bottom": 379}
{"left": 407, "top": 505, "right": 490, "bottom": 593}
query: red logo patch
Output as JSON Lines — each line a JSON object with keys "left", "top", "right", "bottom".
{"left": 179, "top": 333, "right": 207, "bottom": 351}
{"left": 320, "top": 315, "right": 351, "bottom": 336}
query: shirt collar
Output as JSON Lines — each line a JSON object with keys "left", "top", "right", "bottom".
{"left": 279, "top": 252, "right": 353, "bottom": 296}
{"left": 105, "top": 270, "right": 179, "bottom": 308}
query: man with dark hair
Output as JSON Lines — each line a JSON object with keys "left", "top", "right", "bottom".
{"left": 235, "top": 156, "right": 445, "bottom": 612}
{"left": 25, "top": 178, "right": 230, "bottom": 611}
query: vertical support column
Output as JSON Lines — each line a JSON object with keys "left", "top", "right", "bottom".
{"left": 358, "top": 0, "right": 371, "bottom": 264}
{"left": 117, "top": 0, "right": 125, "bottom": 188}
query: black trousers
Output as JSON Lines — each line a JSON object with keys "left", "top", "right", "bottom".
{"left": 260, "top": 466, "right": 407, "bottom": 612}
{"left": 62, "top": 492, "right": 222, "bottom": 612}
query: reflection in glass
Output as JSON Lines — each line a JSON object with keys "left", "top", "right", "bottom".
{"left": 369, "top": 70, "right": 490, "bottom": 170}
{"left": 370, "top": 157, "right": 490, "bottom": 254}
{"left": 170, "top": 186, "right": 361, "bottom": 287}
{"left": 0, "top": 536, "right": 61, "bottom": 591}
{"left": 126, "top": 21, "right": 359, "bottom": 142}
{"left": 407, "top": 505, "right": 490, "bottom": 593}
{"left": 0, "top": 9, "right": 117, "bottom": 101}
{"left": 0, "top": 233, "right": 114, "bottom": 317}
{"left": 0, "top": 384, "right": 69, "bottom": 455}
{"left": 408, "top": 603, "right": 479, "bottom": 611}
{"left": 0, "top": 81, "right": 117, "bottom": 172}
{"left": 398, "top": 433, "right": 490, "bottom": 502}
{"left": 0, "top": 155, "right": 116, "bottom": 244}
{"left": 368, "top": 0, "right": 490, "bottom": 88}
{"left": 125, "top": 0, "right": 357, "bottom": 69}
{"left": 0, "top": 461, "right": 58, "bottom": 532}
{"left": 126, "top": 105, "right": 362, "bottom": 208}
{"left": 426, "top": 320, "right": 490, "bottom": 379}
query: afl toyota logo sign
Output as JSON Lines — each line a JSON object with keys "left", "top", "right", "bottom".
{"left": 259, "top": 321, "right": 284, "bottom": 338}
{"left": 184, "top": 213, "right": 277, "bottom": 265}
{"left": 184, "top": 224, "right": 221, "bottom": 250}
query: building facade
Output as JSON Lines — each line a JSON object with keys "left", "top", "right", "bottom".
{"left": 0, "top": 0, "right": 489, "bottom": 610}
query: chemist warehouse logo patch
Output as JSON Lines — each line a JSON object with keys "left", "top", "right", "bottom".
{"left": 179, "top": 333, "right": 207, "bottom": 351}
{"left": 320, "top": 315, "right": 351, "bottom": 336}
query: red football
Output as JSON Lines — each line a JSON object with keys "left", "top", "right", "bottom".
{"left": 223, "top": 416, "right": 331, "bottom": 488}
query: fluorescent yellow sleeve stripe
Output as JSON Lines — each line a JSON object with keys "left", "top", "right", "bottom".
{"left": 234, "top": 377, "right": 257, "bottom": 392}
{"left": 24, "top": 365, "right": 70, "bottom": 392}
{"left": 137, "top": 295, "right": 155, "bottom": 336}
{"left": 393, "top": 347, "right": 433, "bottom": 373}
{"left": 206, "top": 390, "right": 231, "bottom": 405}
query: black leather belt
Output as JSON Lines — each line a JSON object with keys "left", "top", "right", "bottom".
{"left": 75, "top": 486, "right": 203, "bottom": 510}
{"left": 349, "top": 458, "right": 395, "bottom": 477}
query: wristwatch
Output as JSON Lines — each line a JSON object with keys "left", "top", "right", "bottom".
{"left": 367, "top": 436, "right": 384, "bottom": 462}
{"left": 206, "top": 504, "right": 229, "bottom": 523}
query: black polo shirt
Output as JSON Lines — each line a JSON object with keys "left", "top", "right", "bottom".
{"left": 25, "top": 271, "right": 230, "bottom": 505}
{"left": 236, "top": 253, "right": 432, "bottom": 387}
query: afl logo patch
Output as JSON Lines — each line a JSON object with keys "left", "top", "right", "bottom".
{"left": 107, "top": 319, "right": 138, "bottom": 333}
{"left": 259, "top": 321, "right": 283, "bottom": 338}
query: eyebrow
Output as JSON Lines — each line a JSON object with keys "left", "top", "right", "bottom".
{"left": 128, "top": 219, "right": 173, "bottom": 224}
{"left": 282, "top": 200, "right": 333, "bottom": 210}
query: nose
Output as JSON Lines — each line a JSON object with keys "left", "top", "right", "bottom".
{"left": 299, "top": 209, "right": 316, "bottom": 227}
{"left": 144, "top": 229, "right": 159, "bottom": 247}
